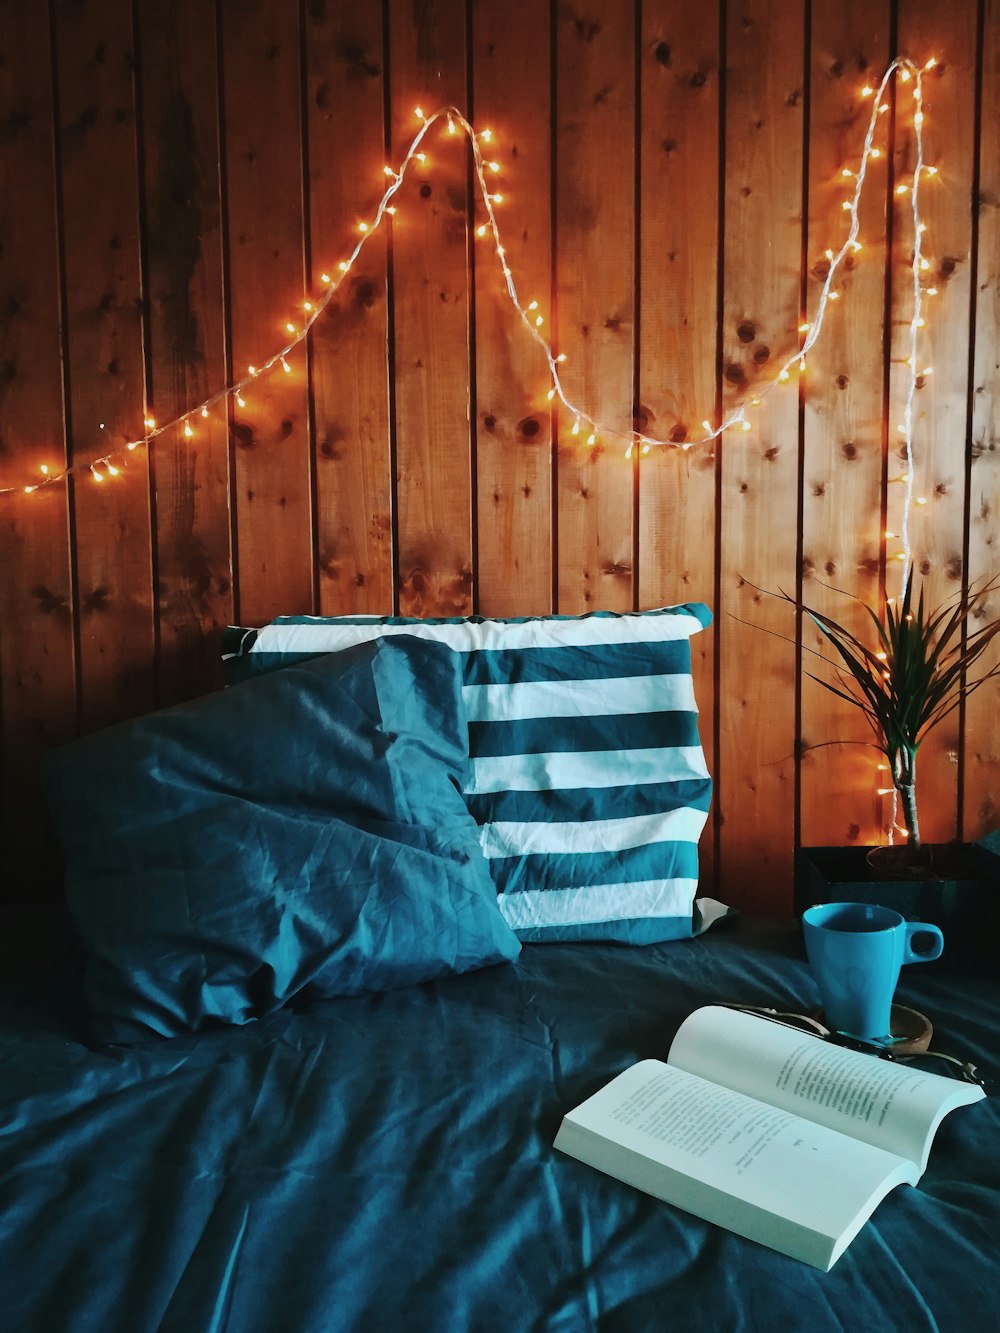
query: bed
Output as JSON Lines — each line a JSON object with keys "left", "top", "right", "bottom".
{"left": 2, "top": 605, "right": 995, "bottom": 1331}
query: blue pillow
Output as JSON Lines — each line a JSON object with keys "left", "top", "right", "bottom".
{"left": 45, "top": 637, "right": 520, "bottom": 1043}
{"left": 222, "top": 606, "right": 721, "bottom": 944}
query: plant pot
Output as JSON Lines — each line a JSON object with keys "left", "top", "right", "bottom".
{"left": 796, "top": 843, "right": 1000, "bottom": 964}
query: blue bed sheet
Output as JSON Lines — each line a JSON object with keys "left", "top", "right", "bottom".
{"left": 0, "top": 910, "right": 995, "bottom": 1332}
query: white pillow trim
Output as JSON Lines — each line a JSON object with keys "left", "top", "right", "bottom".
{"left": 251, "top": 609, "right": 706, "bottom": 656}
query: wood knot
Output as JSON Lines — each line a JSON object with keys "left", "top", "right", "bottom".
{"left": 654, "top": 41, "right": 671, "bottom": 66}
{"left": 753, "top": 345, "right": 770, "bottom": 364}
{"left": 737, "top": 321, "right": 755, "bottom": 343}
{"left": 669, "top": 424, "right": 688, "bottom": 444}
{"left": 518, "top": 416, "right": 540, "bottom": 439}
{"left": 419, "top": 183, "right": 431, "bottom": 199}
{"left": 836, "top": 374, "right": 849, "bottom": 389}
{"left": 725, "top": 362, "right": 747, "bottom": 385}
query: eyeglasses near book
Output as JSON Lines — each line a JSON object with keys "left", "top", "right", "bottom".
{"left": 721, "top": 1003, "right": 990, "bottom": 1090}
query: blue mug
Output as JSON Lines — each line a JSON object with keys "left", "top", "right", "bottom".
{"left": 802, "top": 902, "right": 944, "bottom": 1041}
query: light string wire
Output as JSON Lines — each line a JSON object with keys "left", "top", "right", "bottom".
{"left": 882, "top": 60, "right": 930, "bottom": 842}
{"left": 5, "top": 59, "right": 932, "bottom": 515}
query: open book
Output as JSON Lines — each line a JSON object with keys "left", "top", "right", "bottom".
{"left": 554, "top": 1005, "right": 985, "bottom": 1270}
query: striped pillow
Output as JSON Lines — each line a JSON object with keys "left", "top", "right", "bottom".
{"left": 222, "top": 606, "right": 720, "bottom": 943}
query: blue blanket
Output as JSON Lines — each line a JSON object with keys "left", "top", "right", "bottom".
{"left": 1, "top": 911, "right": 994, "bottom": 1331}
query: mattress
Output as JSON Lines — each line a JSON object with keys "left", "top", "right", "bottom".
{"left": 0, "top": 907, "right": 994, "bottom": 1332}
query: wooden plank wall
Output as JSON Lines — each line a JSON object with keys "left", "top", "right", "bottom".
{"left": 1, "top": 0, "right": 997, "bottom": 911}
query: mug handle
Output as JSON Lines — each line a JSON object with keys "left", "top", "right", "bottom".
{"left": 903, "top": 921, "right": 944, "bottom": 964}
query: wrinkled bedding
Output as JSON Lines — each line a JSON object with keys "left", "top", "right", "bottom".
{"left": 1, "top": 909, "right": 994, "bottom": 1332}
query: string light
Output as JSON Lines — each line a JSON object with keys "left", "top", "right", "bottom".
{"left": 2, "top": 59, "right": 939, "bottom": 498}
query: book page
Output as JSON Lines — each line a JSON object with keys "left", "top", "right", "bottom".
{"left": 667, "top": 1006, "right": 984, "bottom": 1171}
{"left": 554, "top": 1060, "right": 916, "bottom": 1270}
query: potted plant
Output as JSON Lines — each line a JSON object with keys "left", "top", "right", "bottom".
{"left": 752, "top": 573, "right": 1000, "bottom": 952}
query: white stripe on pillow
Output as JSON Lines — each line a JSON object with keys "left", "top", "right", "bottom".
{"left": 467, "top": 746, "right": 711, "bottom": 795}
{"left": 462, "top": 673, "right": 698, "bottom": 722}
{"left": 498, "top": 879, "right": 699, "bottom": 931}
{"left": 478, "top": 807, "right": 709, "bottom": 859}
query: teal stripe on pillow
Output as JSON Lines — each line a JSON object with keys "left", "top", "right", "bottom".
{"left": 222, "top": 604, "right": 718, "bottom": 944}
{"left": 469, "top": 712, "right": 704, "bottom": 758}
{"left": 466, "top": 778, "right": 713, "bottom": 825}
{"left": 462, "top": 640, "right": 695, "bottom": 685}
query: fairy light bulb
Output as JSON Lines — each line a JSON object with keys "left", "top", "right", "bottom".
{"left": 200, "top": 406, "right": 209, "bottom": 418}
{"left": 183, "top": 420, "right": 193, "bottom": 439}
{"left": 144, "top": 417, "right": 156, "bottom": 430}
